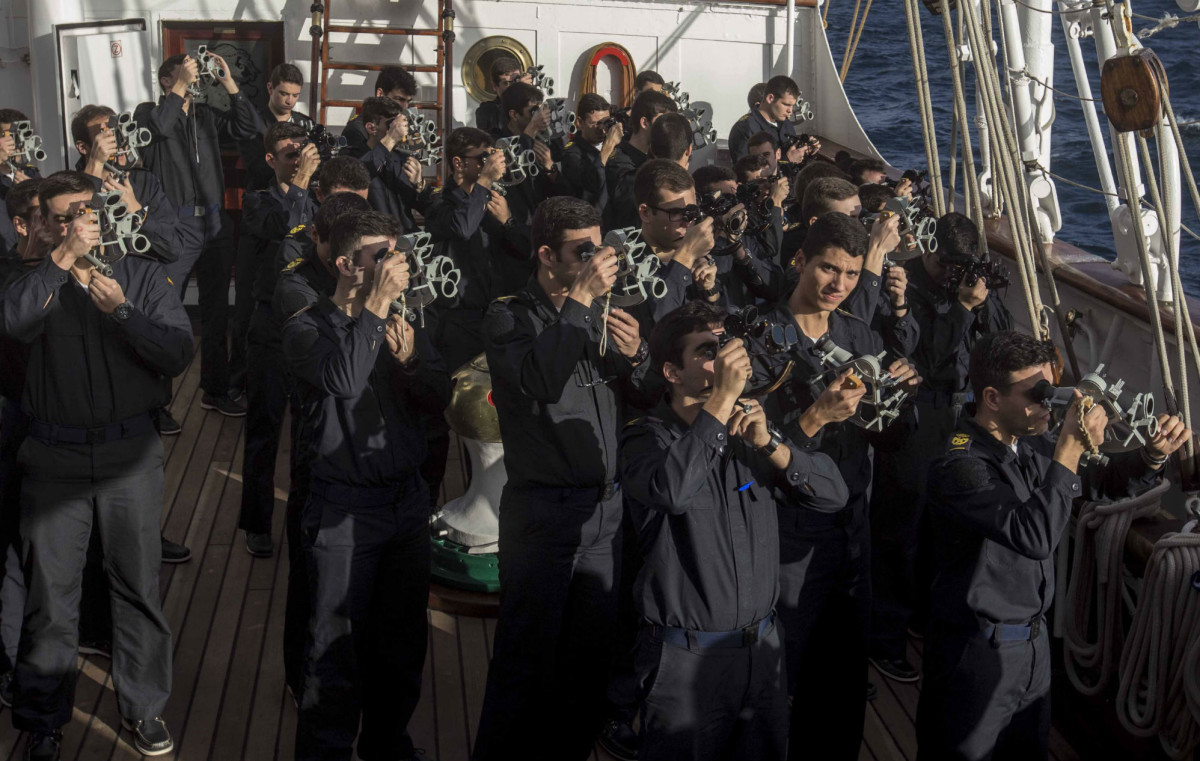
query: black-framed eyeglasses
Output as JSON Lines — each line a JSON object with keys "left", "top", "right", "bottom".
{"left": 648, "top": 204, "right": 690, "bottom": 222}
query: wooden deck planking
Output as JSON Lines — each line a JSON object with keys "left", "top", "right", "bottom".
{"left": 0, "top": 349, "right": 1093, "bottom": 761}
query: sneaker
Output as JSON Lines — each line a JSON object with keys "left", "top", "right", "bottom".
{"left": 201, "top": 392, "right": 247, "bottom": 417}
{"left": 78, "top": 639, "right": 112, "bottom": 659}
{"left": 598, "top": 717, "right": 639, "bottom": 761}
{"left": 0, "top": 670, "right": 12, "bottom": 707}
{"left": 161, "top": 536, "right": 192, "bottom": 564}
{"left": 245, "top": 531, "right": 274, "bottom": 558}
{"left": 866, "top": 681, "right": 878, "bottom": 701}
{"left": 23, "top": 732, "right": 61, "bottom": 761}
{"left": 151, "top": 407, "right": 182, "bottom": 436}
{"left": 870, "top": 656, "right": 920, "bottom": 683}
{"left": 121, "top": 717, "right": 173, "bottom": 756}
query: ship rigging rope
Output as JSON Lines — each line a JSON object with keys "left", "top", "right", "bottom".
{"left": 939, "top": 0, "right": 988, "bottom": 251}
{"left": 1114, "top": 531, "right": 1200, "bottom": 759}
{"left": 1064, "top": 481, "right": 1168, "bottom": 696}
{"left": 902, "top": 0, "right": 945, "bottom": 216}
{"left": 839, "top": 0, "right": 874, "bottom": 81}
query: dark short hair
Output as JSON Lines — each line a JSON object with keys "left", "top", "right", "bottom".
{"left": 330, "top": 209, "right": 402, "bottom": 265}
{"left": 649, "top": 113, "right": 692, "bottom": 162}
{"left": 734, "top": 154, "right": 769, "bottom": 183}
{"left": 764, "top": 75, "right": 800, "bottom": 102}
{"left": 635, "top": 70, "right": 666, "bottom": 91}
{"left": 531, "top": 196, "right": 601, "bottom": 260}
{"left": 834, "top": 150, "right": 854, "bottom": 173}
{"left": 801, "top": 178, "right": 859, "bottom": 222}
{"left": 935, "top": 212, "right": 981, "bottom": 259}
{"left": 793, "top": 161, "right": 852, "bottom": 214}
{"left": 747, "top": 83, "right": 767, "bottom": 111}
{"left": 445, "top": 127, "right": 492, "bottom": 161}
{"left": 375, "top": 66, "right": 417, "bottom": 98}
{"left": 490, "top": 57, "right": 522, "bottom": 86}
{"left": 70, "top": 105, "right": 116, "bottom": 148}
{"left": 501, "top": 82, "right": 543, "bottom": 122}
{"left": 649, "top": 300, "right": 728, "bottom": 378}
{"left": 629, "top": 90, "right": 677, "bottom": 135}
{"left": 747, "top": 130, "right": 776, "bottom": 152}
{"left": 362, "top": 96, "right": 403, "bottom": 126}
{"left": 848, "top": 157, "right": 888, "bottom": 184}
{"left": 314, "top": 191, "right": 372, "bottom": 241}
{"left": 269, "top": 63, "right": 304, "bottom": 89}
{"left": 0, "top": 108, "right": 29, "bottom": 125}
{"left": 576, "top": 93, "right": 610, "bottom": 120}
{"left": 968, "top": 330, "right": 1057, "bottom": 402}
{"left": 264, "top": 121, "right": 308, "bottom": 155}
{"left": 802, "top": 212, "right": 869, "bottom": 261}
{"left": 38, "top": 171, "right": 95, "bottom": 218}
{"left": 316, "top": 156, "right": 370, "bottom": 194}
{"left": 693, "top": 165, "right": 736, "bottom": 195}
{"left": 6, "top": 178, "right": 43, "bottom": 223}
{"left": 858, "top": 182, "right": 893, "bottom": 214}
{"left": 158, "top": 54, "right": 186, "bottom": 89}
{"left": 634, "top": 158, "right": 694, "bottom": 208}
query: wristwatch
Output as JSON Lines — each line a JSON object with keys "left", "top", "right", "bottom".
{"left": 109, "top": 301, "right": 133, "bottom": 324}
{"left": 631, "top": 340, "right": 650, "bottom": 366}
{"left": 756, "top": 424, "right": 785, "bottom": 456}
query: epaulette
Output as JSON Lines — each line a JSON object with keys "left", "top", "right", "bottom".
{"left": 946, "top": 431, "right": 972, "bottom": 454}
{"left": 491, "top": 295, "right": 517, "bottom": 305}
{"left": 735, "top": 113, "right": 750, "bottom": 123}
{"left": 281, "top": 258, "right": 305, "bottom": 273}
{"left": 834, "top": 307, "right": 867, "bottom": 324}
{"left": 287, "top": 304, "right": 314, "bottom": 321}
{"left": 624, "top": 415, "right": 662, "bottom": 429}
{"left": 287, "top": 223, "right": 307, "bottom": 238}
{"left": 565, "top": 140, "right": 575, "bottom": 149}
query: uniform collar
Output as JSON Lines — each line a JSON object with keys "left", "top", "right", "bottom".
{"left": 960, "top": 417, "right": 1019, "bottom": 464}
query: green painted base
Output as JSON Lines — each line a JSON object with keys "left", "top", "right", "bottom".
{"left": 430, "top": 534, "right": 500, "bottom": 593}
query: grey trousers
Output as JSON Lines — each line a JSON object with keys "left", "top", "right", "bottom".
{"left": 13, "top": 432, "right": 172, "bottom": 733}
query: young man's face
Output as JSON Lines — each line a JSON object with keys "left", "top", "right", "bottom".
{"left": 539, "top": 226, "right": 602, "bottom": 289}
{"left": 988, "top": 364, "right": 1054, "bottom": 437}
{"left": 763, "top": 92, "right": 796, "bottom": 123}
{"left": 77, "top": 116, "right": 119, "bottom": 164}
{"left": 577, "top": 110, "right": 611, "bottom": 144}
{"left": 808, "top": 194, "right": 863, "bottom": 227}
{"left": 747, "top": 141, "right": 778, "bottom": 174}
{"left": 794, "top": 246, "right": 861, "bottom": 313}
{"left": 378, "top": 88, "right": 414, "bottom": 109}
{"left": 339, "top": 233, "right": 398, "bottom": 287}
{"left": 509, "top": 100, "right": 541, "bottom": 132}
{"left": 494, "top": 69, "right": 522, "bottom": 97}
{"left": 267, "top": 138, "right": 305, "bottom": 185}
{"left": 44, "top": 191, "right": 95, "bottom": 246}
{"left": 268, "top": 81, "right": 303, "bottom": 117}
{"left": 453, "top": 143, "right": 493, "bottom": 186}
{"left": 664, "top": 328, "right": 722, "bottom": 400}
{"left": 639, "top": 186, "right": 696, "bottom": 251}
{"left": 639, "top": 81, "right": 665, "bottom": 95}
{"left": 860, "top": 168, "right": 888, "bottom": 185}
{"left": 708, "top": 180, "right": 737, "bottom": 198}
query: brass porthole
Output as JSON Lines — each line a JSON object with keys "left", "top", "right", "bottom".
{"left": 461, "top": 36, "right": 535, "bottom": 104}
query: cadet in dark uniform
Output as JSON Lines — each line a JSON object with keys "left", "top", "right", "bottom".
{"left": 869, "top": 213, "right": 1013, "bottom": 681}
{"left": 236, "top": 121, "right": 320, "bottom": 559}
{"left": 726, "top": 75, "right": 814, "bottom": 165}
{"left": 558, "top": 93, "right": 623, "bottom": 216}
{"left": 0, "top": 171, "right": 193, "bottom": 760}
{"left": 620, "top": 301, "right": 849, "bottom": 761}
{"left": 357, "top": 96, "right": 430, "bottom": 232}
{"left": 475, "top": 57, "right": 524, "bottom": 137}
{"left": 237, "top": 63, "right": 314, "bottom": 193}
{"left": 762, "top": 213, "right": 920, "bottom": 761}
{"left": 284, "top": 211, "right": 450, "bottom": 761}
{"left": 473, "top": 197, "right": 646, "bottom": 761}
{"left": 340, "top": 66, "right": 417, "bottom": 159}
{"left": 272, "top": 190, "right": 372, "bottom": 700}
{"left": 424, "top": 127, "right": 532, "bottom": 372}
{"left": 605, "top": 90, "right": 675, "bottom": 232}
{"left": 136, "top": 51, "right": 262, "bottom": 420}
{"left": 918, "top": 330, "right": 1189, "bottom": 760}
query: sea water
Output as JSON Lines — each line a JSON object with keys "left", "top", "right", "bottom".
{"left": 826, "top": 0, "right": 1200, "bottom": 292}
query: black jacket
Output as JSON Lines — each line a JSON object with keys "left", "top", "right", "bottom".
{"left": 621, "top": 401, "right": 848, "bottom": 630}
{"left": 0, "top": 254, "right": 193, "bottom": 425}
{"left": 283, "top": 298, "right": 451, "bottom": 488}
{"left": 484, "top": 282, "right": 639, "bottom": 490}
{"left": 359, "top": 143, "right": 430, "bottom": 233}
{"left": 604, "top": 142, "right": 647, "bottom": 232}
{"left": 340, "top": 114, "right": 369, "bottom": 159}
{"left": 926, "top": 418, "right": 1161, "bottom": 630}
{"left": 272, "top": 231, "right": 336, "bottom": 323}
{"left": 728, "top": 108, "right": 798, "bottom": 164}
{"left": 242, "top": 184, "right": 318, "bottom": 303}
{"left": 238, "top": 106, "right": 314, "bottom": 193}
{"left": 476, "top": 99, "right": 504, "bottom": 137}
{"left": 135, "top": 92, "right": 262, "bottom": 210}
{"left": 558, "top": 139, "right": 608, "bottom": 214}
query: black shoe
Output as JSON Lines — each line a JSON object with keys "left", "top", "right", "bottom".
{"left": 78, "top": 639, "right": 112, "bottom": 659}
{"left": 245, "top": 531, "right": 274, "bottom": 558}
{"left": 870, "top": 656, "right": 920, "bottom": 683}
{"left": 201, "top": 392, "right": 247, "bottom": 417}
{"left": 597, "top": 718, "right": 639, "bottom": 761}
{"left": 0, "top": 670, "right": 12, "bottom": 707}
{"left": 23, "top": 732, "right": 61, "bottom": 761}
{"left": 151, "top": 407, "right": 181, "bottom": 436}
{"left": 121, "top": 717, "right": 173, "bottom": 756}
{"left": 161, "top": 536, "right": 192, "bottom": 564}
{"left": 866, "top": 681, "right": 878, "bottom": 701}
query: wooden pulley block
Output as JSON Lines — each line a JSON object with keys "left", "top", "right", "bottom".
{"left": 921, "top": 0, "right": 955, "bottom": 14}
{"left": 1100, "top": 48, "right": 1169, "bottom": 133}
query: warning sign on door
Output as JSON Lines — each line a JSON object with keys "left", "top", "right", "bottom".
{"left": 111, "top": 41, "right": 123, "bottom": 58}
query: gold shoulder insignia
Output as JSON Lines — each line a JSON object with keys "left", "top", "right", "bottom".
{"left": 624, "top": 417, "right": 644, "bottom": 429}
{"left": 834, "top": 307, "right": 866, "bottom": 323}
{"left": 491, "top": 294, "right": 517, "bottom": 305}
{"left": 288, "top": 223, "right": 306, "bottom": 236}
{"left": 948, "top": 432, "right": 972, "bottom": 453}
{"left": 565, "top": 141, "right": 575, "bottom": 149}
{"left": 735, "top": 113, "right": 749, "bottom": 123}
{"left": 287, "top": 304, "right": 314, "bottom": 321}
{"left": 282, "top": 258, "right": 304, "bottom": 273}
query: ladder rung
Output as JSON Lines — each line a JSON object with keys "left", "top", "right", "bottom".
{"left": 325, "top": 62, "right": 441, "bottom": 74}
{"left": 326, "top": 25, "right": 441, "bottom": 36}
{"left": 323, "top": 100, "right": 443, "bottom": 110}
